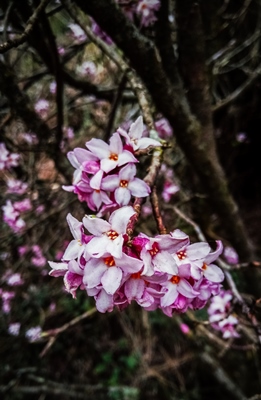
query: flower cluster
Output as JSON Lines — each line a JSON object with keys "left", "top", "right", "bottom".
{"left": 63, "top": 116, "right": 161, "bottom": 215}
{"left": 0, "top": 142, "right": 19, "bottom": 170}
{"left": 49, "top": 205, "right": 224, "bottom": 315}
{"left": 2, "top": 199, "right": 32, "bottom": 233}
{"left": 207, "top": 290, "right": 240, "bottom": 339}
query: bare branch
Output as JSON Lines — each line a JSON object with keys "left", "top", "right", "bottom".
{"left": 0, "top": 0, "right": 51, "bottom": 53}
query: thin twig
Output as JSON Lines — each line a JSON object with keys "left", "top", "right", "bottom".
{"left": 40, "top": 307, "right": 97, "bottom": 356}
{"left": 0, "top": 0, "right": 51, "bottom": 53}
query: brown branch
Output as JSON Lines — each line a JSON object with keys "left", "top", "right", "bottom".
{"left": 150, "top": 186, "right": 167, "bottom": 234}
{"left": 0, "top": 0, "right": 51, "bottom": 53}
{"left": 40, "top": 307, "right": 97, "bottom": 356}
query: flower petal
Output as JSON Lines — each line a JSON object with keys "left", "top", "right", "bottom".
{"left": 101, "top": 266, "right": 122, "bottom": 294}
{"left": 83, "top": 215, "right": 111, "bottom": 236}
{"left": 115, "top": 187, "right": 131, "bottom": 206}
{"left": 109, "top": 206, "right": 135, "bottom": 233}
{"left": 203, "top": 264, "right": 224, "bottom": 283}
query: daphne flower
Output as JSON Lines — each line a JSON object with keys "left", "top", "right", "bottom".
{"left": 86, "top": 132, "right": 138, "bottom": 173}
{"left": 136, "top": 0, "right": 161, "bottom": 27}
{"left": 83, "top": 252, "right": 143, "bottom": 295}
{"left": 160, "top": 263, "right": 199, "bottom": 308}
{"left": 101, "top": 163, "right": 150, "bottom": 206}
{"left": 118, "top": 116, "right": 161, "bottom": 151}
{"left": 84, "top": 206, "right": 135, "bottom": 258}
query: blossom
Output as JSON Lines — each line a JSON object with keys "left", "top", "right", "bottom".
{"left": 84, "top": 206, "right": 135, "bottom": 258}
{"left": 25, "top": 326, "right": 42, "bottom": 342}
{"left": 86, "top": 132, "right": 138, "bottom": 173}
{"left": 174, "top": 241, "right": 224, "bottom": 283}
{"left": 0, "top": 142, "right": 20, "bottom": 170}
{"left": 6, "top": 178, "right": 28, "bottom": 194}
{"left": 160, "top": 264, "right": 199, "bottom": 309}
{"left": 77, "top": 61, "right": 97, "bottom": 78}
{"left": 6, "top": 273, "right": 24, "bottom": 286}
{"left": 101, "top": 163, "right": 150, "bottom": 206}
{"left": 68, "top": 23, "right": 87, "bottom": 42}
{"left": 207, "top": 290, "right": 240, "bottom": 339}
{"left": 155, "top": 118, "right": 173, "bottom": 139}
{"left": 8, "top": 323, "right": 21, "bottom": 336}
{"left": 223, "top": 246, "right": 239, "bottom": 265}
{"left": 136, "top": 0, "right": 161, "bottom": 27}
{"left": 133, "top": 229, "right": 189, "bottom": 276}
{"left": 34, "top": 99, "right": 49, "bottom": 118}
{"left": 83, "top": 252, "right": 143, "bottom": 295}
{"left": 118, "top": 116, "right": 161, "bottom": 151}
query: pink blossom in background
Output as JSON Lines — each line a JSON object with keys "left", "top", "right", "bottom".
{"left": 180, "top": 323, "right": 190, "bottom": 335}
{"left": 35, "top": 204, "right": 45, "bottom": 214}
{"left": 8, "top": 322, "right": 21, "bottom": 336}
{"left": 223, "top": 246, "right": 239, "bottom": 265}
{"left": 6, "top": 273, "right": 24, "bottom": 287}
{"left": 236, "top": 132, "right": 248, "bottom": 143}
{"left": 58, "top": 46, "right": 65, "bottom": 55}
{"left": 68, "top": 23, "right": 87, "bottom": 42}
{"left": 2, "top": 200, "right": 26, "bottom": 233}
{"left": 31, "top": 245, "right": 47, "bottom": 267}
{"left": 19, "top": 132, "right": 38, "bottom": 145}
{"left": 0, "top": 290, "right": 15, "bottom": 314}
{"left": 13, "top": 198, "right": 32, "bottom": 212}
{"left": 0, "top": 142, "right": 20, "bottom": 170}
{"left": 77, "top": 61, "right": 97, "bottom": 78}
{"left": 136, "top": 0, "right": 161, "bottom": 27}
{"left": 25, "top": 326, "right": 42, "bottom": 342}
{"left": 155, "top": 118, "right": 173, "bottom": 139}
{"left": 49, "top": 81, "right": 57, "bottom": 94}
{"left": 34, "top": 99, "right": 49, "bottom": 119}
{"left": 6, "top": 178, "right": 28, "bottom": 195}
{"left": 207, "top": 290, "right": 240, "bottom": 339}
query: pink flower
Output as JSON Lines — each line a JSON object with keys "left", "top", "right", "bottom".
{"left": 175, "top": 241, "right": 224, "bottom": 283}
{"left": 83, "top": 252, "right": 143, "bottom": 295}
{"left": 101, "top": 163, "right": 150, "bottom": 206}
{"left": 0, "top": 143, "right": 19, "bottom": 170}
{"left": 68, "top": 23, "right": 87, "bottom": 42}
{"left": 49, "top": 81, "right": 57, "bottom": 94}
{"left": 136, "top": 0, "right": 161, "bottom": 27}
{"left": 6, "top": 178, "right": 28, "bottom": 194}
{"left": 77, "top": 61, "right": 97, "bottom": 78}
{"left": 25, "top": 326, "right": 42, "bottom": 342}
{"left": 62, "top": 213, "right": 90, "bottom": 262}
{"left": 84, "top": 206, "right": 135, "bottom": 258}
{"left": 86, "top": 132, "right": 138, "bottom": 173}
{"left": 134, "top": 230, "right": 189, "bottom": 276}
{"left": 160, "top": 264, "right": 199, "bottom": 309}
{"left": 8, "top": 322, "right": 21, "bottom": 336}
{"left": 6, "top": 273, "right": 24, "bottom": 286}
{"left": 34, "top": 99, "right": 49, "bottom": 119}
{"left": 118, "top": 116, "right": 161, "bottom": 151}
{"left": 155, "top": 118, "right": 173, "bottom": 139}
{"left": 223, "top": 246, "right": 239, "bottom": 265}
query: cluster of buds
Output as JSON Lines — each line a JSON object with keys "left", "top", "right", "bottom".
{"left": 208, "top": 290, "right": 240, "bottom": 339}
{"left": 49, "top": 115, "right": 224, "bottom": 315}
